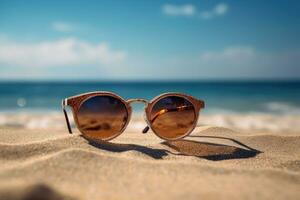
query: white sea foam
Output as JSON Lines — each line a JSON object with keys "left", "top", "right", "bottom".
{"left": 0, "top": 112, "right": 68, "bottom": 130}
{"left": 200, "top": 114, "right": 300, "bottom": 132}
{"left": 265, "top": 102, "right": 300, "bottom": 114}
{"left": 0, "top": 111, "right": 299, "bottom": 133}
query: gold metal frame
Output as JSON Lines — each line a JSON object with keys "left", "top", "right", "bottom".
{"left": 62, "top": 91, "right": 205, "bottom": 141}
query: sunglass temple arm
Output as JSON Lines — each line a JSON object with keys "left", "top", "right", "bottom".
{"left": 62, "top": 99, "right": 72, "bottom": 134}
{"left": 142, "top": 112, "right": 150, "bottom": 133}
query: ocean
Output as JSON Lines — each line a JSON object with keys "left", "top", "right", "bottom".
{"left": 0, "top": 81, "right": 299, "bottom": 115}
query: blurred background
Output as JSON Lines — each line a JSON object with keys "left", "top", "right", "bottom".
{"left": 0, "top": 0, "right": 299, "bottom": 131}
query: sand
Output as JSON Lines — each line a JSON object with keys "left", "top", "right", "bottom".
{"left": 0, "top": 123, "right": 299, "bottom": 200}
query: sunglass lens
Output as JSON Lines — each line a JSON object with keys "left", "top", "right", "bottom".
{"left": 150, "top": 96, "right": 196, "bottom": 140}
{"left": 77, "top": 95, "right": 128, "bottom": 140}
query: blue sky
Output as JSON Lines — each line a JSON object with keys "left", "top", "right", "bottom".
{"left": 0, "top": 0, "right": 299, "bottom": 80}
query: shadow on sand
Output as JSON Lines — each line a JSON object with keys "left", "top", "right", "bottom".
{"left": 162, "top": 135, "right": 262, "bottom": 161}
{"left": 82, "top": 133, "right": 262, "bottom": 161}
{"left": 82, "top": 135, "right": 169, "bottom": 159}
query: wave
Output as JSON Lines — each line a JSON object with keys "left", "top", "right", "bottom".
{"left": 0, "top": 111, "right": 299, "bottom": 132}
{"left": 265, "top": 102, "right": 300, "bottom": 114}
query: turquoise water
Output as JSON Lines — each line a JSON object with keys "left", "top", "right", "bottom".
{"left": 0, "top": 81, "right": 299, "bottom": 114}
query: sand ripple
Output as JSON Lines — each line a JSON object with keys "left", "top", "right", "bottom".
{"left": 0, "top": 127, "right": 299, "bottom": 200}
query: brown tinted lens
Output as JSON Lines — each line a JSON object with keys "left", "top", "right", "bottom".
{"left": 77, "top": 95, "right": 128, "bottom": 140}
{"left": 150, "top": 96, "right": 196, "bottom": 139}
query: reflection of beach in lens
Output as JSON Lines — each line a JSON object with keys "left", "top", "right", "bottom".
{"left": 77, "top": 96, "right": 128, "bottom": 140}
{"left": 150, "top": 96, "right": 196, "bottom": 139}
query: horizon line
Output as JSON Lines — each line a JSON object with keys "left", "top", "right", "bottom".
{"left": 0, "top": 78, "right": 300, "bottom": 83}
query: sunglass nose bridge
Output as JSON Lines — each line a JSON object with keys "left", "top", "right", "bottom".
{"left": 127, "top": 98, "right": 150, "bottom": 134}
{"left": 127, "top": 98, "right": 148, "bottom": 105}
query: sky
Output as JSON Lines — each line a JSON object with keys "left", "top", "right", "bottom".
{"left": 0, "top": 0, "right": 299, "bottom": 81}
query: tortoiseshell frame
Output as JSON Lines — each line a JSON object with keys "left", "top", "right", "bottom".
{"left": 62, "top": 91, "right": 205, "bottom": 141}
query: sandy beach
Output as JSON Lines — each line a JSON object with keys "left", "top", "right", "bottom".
{"left": 1, "top": 0, "right": 299, "bottom": 198}
{"left": 0, "top": 115, "right": 299, "bottom": 200}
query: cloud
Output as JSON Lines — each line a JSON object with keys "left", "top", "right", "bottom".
{"left": 200, "top": 3, "right": 229, "bottom": 19}
{"left": 200, "top": 46, "right": 255, "bottom": 63}
{"left": 0, "top": 38, "right": 126, "bottom": 67}
{"left": 195, "top": 46, "right": 300, "bottom": 78}
{"left": 52, "top": 22, "right": 75, "bottom": 32}
{"left": 159, "top": 45, "right": 300, "bottom": 79}
{"left": 162, "top": 3, "right": 228, "bottom": 19}
{"left": 215, "top": 3, "right": 228, "bottom": 15}
{"left": 162, "top": 4, "right": 196, "bottom": 16}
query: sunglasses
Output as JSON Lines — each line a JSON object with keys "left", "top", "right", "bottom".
{"left": 62, "top": 92, "right": 205, "bottom": 141}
